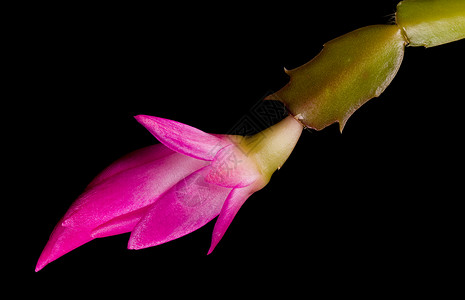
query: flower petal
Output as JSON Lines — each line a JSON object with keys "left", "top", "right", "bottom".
{"left": 64, "top": 144, "right": 174, "bottom": 220}
{"left": 91, "top": 207, "right": 150, "bottom": 238}
{"left": 205, "top": 144, "right": 261, "bottom": 188}
{"left": 35, "top": 221, "right": 93, "bottom": 272}
{"left": 86, "top": 144, "right": 173, "bottom": 190}
{"left": 135, "top": 115, "right": 229, "bottom": 161}
{"left": 128, "top": 167, "right": 231, "bottom": 250}
{"left": 208, "top": 185, "right": 256, "bottom": 254}
{"left": 62, "top": 151, "right": 207, "bottom": 230}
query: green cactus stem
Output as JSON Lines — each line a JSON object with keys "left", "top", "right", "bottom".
{"left": 267, "top": 25, "right": 406, "bottom": 131}
{"left": 396, "top": 0, "right": 465, "bottom": 47}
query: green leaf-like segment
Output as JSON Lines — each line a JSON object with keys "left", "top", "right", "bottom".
{"left": 396, "top": 0, "right": 465, "bottom": 47}
{"left": 267, "top": 25, "right": 406, "bottom": 131}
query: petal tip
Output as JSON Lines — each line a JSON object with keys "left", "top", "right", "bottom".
{"left": 127, "top": 234, "right": 153, "bottom": 250}
{"left": 126, "top": 244, "right": 137, "bottom": 250}
{"left": 35, "top": 250, "right": 54, "bottom": 272}
{"left": 34, "top": 262, "right": 45, "bottom": 272}
{"left": 126, "top": 236, "right": 138, "bottom": 250}
{"left": 206, "top": 245, "right": 216, "bottom": 255}
{"left": 207, "top": 232, "right": 222, "bottom": 255}
{"left": 134, "top": 114, "right": 153, "bottom": 123}
{"left": 134, "top": 114, "right": 165, "bottom": 130}
{"left": 127, "top": 231, "right": 172, "bottom": 250}
{"left": 126, "top": 239, "right": 149, "bottom": 250}
{"left": 61, "top": 218, "right": 72, "bottom": 227}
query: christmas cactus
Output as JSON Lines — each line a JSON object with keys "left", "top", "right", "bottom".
{"left": 36, "top": 0, "right": 464, "bottom": 271}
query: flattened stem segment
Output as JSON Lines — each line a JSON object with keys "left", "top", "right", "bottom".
{"left": 267, "top": 25, "right": 406, "bottom": 132}
{"left": 396, "top": 0, "right": 465, "bottom": 48}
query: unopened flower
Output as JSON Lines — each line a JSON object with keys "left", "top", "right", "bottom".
{"left": 36, "top": 114, "right": 303, "bottom": 271}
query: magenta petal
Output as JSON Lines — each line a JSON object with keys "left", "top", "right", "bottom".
{"left": 62, "top": 151, "right": 207, "bottom": 230}
{"left": 86, "top": 144, "right": 173, "bottom": 190}
{"left": 208, "top": 185, "right": 256, "bottom": 254}
{"left": 135, "top": 115, "right": 229, "bottom": 161}
{"left": 64, "top": 144, "right": 174, "bottom": 220}
{"left": 206, "top": 145, "right": 260, "bottom": 188}
{"left": 128, "top": 167, "right": 232, "bottom": 250}
{"left": 91, "top": 207, "right": 149, "bottom": 238}
{"left": 35, "top": 221, "right": 93, "bottom": 272}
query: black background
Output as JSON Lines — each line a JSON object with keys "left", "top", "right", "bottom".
{"left": 11, "top": 0, "right": 463, "bottom": 296}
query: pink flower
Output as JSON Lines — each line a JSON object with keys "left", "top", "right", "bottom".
{"left": 36, "top": 114, "right": 303, "bottom": 271}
